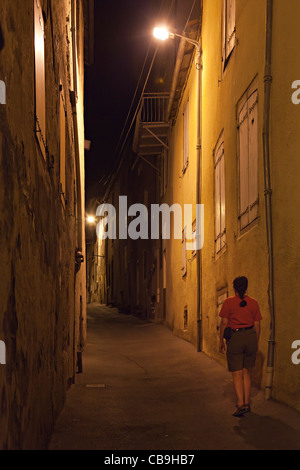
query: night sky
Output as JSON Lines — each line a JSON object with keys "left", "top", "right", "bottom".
{"left": 84, "top": 0, "right": 163, "bottom": 211}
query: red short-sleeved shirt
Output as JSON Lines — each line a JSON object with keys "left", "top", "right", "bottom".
{"left": 219, "top": 295, "right": 262, "bottom": 329}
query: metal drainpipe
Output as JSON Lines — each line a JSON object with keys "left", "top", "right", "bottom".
{"left": 195, "top": 41, "right": 202, "bottom": 352}
{"left": 263, "top": 0, "right": 275, "bottom": 399}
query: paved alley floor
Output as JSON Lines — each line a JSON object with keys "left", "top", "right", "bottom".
{"left": 48, "top": 303, "right": 300, "bottom": 451}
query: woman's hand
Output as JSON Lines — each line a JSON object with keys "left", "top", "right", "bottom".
{"left": 220, "top": 339, "right": 226, "bottom": 354}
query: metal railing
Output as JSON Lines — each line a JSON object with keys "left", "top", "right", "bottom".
{"left": 140, "top": 93, "right": 169, "bottom": 123}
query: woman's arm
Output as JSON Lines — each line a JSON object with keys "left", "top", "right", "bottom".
{"left": 219, "top": 317, "right": 228, "bottom": 353}
{"left": 254, "top": 320, "right": 260, "bottom": 350}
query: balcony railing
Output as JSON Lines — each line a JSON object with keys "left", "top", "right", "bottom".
{"left": 139, "top": 93, "right": 169, "bottom": 124}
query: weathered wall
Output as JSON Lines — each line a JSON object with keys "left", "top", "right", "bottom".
{"left": 162, "top": 63, "right": 199, "bottom": 345}
{"left": 269, "top": 0, "right": 300, "bottom": 411}
{"left": 0, "top": 0, "right": 86, "bottom": 449}
{"left": 200, "top": 0, "right": 269, "bottom": 387}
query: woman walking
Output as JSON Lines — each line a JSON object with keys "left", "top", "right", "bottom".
{"left": 219, "top": 276, "right": 262, "bottom": 417}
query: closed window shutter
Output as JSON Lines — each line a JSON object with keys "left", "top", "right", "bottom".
{"left": 220, "top": 149, "right": 226, "bottom": 249}
{"left": 248, "top": 90, "right": 259, "bottom": 223}
{"left": 215, "top": 154, "right": 221, "bottom": 253}
{"left": 34, "top": 0, "right": 46, "bottom": 159}
{"left": 59, "top": 88, "right": 66, "bottom": 202}
{"left": 214, "top": 138, "right": 225, "bottom": 253}
{"left": 238, "top": 83, "right": 259, "bottom": 231}
{"left": 238, "top": 102, "right": 249, "bottom": 230}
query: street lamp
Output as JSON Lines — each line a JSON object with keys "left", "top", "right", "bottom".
{"left": 153, "top": 25, "right": 203, "bottom": 353}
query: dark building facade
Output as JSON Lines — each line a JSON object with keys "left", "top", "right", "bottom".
{"left": 0, "top": 0, "right": 91, "bottom": 449}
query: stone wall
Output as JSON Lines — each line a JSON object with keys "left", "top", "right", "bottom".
{"left": 0, "top": 0, "right": 86, "bottom": 449}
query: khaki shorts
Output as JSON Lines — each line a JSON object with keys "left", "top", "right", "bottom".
{"left": 226, "top": 328, "right": 258, "bottom": 372}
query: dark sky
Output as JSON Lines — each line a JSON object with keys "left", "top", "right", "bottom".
{"left": 84, "top": 0, "right": 163, "bottom": 210}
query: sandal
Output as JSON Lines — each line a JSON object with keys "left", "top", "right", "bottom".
{"left": 242, "top": 403, "right": 251, "bottom": 414}
{"left": 232, "top": 405, "right": 246, "bottom": 417}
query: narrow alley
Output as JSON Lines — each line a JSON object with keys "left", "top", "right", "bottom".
{"left": 49, "top": 304, "right": 300, "bottom": 451}
{"left": 2, "top": 0, "right": 300, "bottom": 453}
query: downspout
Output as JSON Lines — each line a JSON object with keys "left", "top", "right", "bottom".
{"left": 195, "top": 41, "right": 203, "bottom": 352}
{"left": 263, "top": 0, "right": 275, "bottom": 399}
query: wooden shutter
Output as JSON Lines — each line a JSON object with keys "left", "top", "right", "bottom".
{"left": 248, "top": 90, "right": 259, "bottom": 223}
{"left": 214, "top": 137, "right": 225, "bottom": 253}
{"left": 226, "top": 0, "right": 236, "bottom": 59}
{"left": 220, "top": 147, "right": 226, "bottom": 250}
{"left": 222, "top": 0, "right": 236, "bottom": 68}
{"left": 215, "top": 152, "right": 221, "bottom": 253}
{"left": 34, "top": 0, "right": 46, "bottom": 159}
{"left": 238, "top": 101, "right": 249, "bottom": 230}
{"left": 238, "top": 83, "right": 259, "bottom": 231}
{"left": 59, "top": 86, "right": 66, "bottom": 202}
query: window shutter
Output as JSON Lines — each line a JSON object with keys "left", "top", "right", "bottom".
{"left": 214, "top": 137, "right": 225, "bottom": 254}
{"left": 248, "top": 90, "right": 259, "bottom": 223}
{"left": 238, "top": 102, "right": 249, "bottom": 230}
{"left": 226, "top": 0, "right": 236, "bottom": 59}
{"left": 34, "top": 0, "right": 46, "bottom": 159}
{"left": 215, "top": 156, "right": 221, "bottom": 253}
{"left": 220, "top": 148, "right": 226, "bottom": 249}
{"left": 59, "top": 87, "right": 66, "bottom": 201}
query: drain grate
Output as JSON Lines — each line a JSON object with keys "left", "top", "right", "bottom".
{"left": 86, "top": 384, "right": 106, "bottom": 388}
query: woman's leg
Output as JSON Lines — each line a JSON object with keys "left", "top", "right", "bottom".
{"left": 232, "top": 370, "right": 244, "bottom": 407}
{"left": 243, "top": 368, "right": 251, "bottom": 405}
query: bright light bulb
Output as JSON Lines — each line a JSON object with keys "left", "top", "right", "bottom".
{"left": 153, "top": 27, "right": 169, "bottom": 41}
{"left": 87, "top": 216, "right": 95, "bottom": 224}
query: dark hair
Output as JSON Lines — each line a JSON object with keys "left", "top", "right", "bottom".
{"left": 233, "top": 276, "right": 248, "bottom": 307}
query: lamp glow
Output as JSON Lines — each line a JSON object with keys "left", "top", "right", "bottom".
{"left": 87, "top": 216, "right": 95, "bottom": 224}
{"left": 153, "top": 27, "right": 169, "bottom": 41}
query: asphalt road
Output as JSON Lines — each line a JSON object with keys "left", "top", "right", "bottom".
{"left": 48, "top": 303, "right": 300, "bottom": 451}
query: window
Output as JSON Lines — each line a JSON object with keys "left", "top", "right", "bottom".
{"left": 183, "top": 97, "right": 189, "bottom": 172}
{"left": 237, "top": 80, "right": 259, "bottom": 231}
{"left": 34, "top": 0, "right": 46, "bottom": 159}
{"left": 59, "top": 84, "right": 66, "bottom": 206}
{"left": 214, "top": 133, "right": 226, "bottom": 253}
{"left": 222, "top": 0, "right": 236, "bottom": 70}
